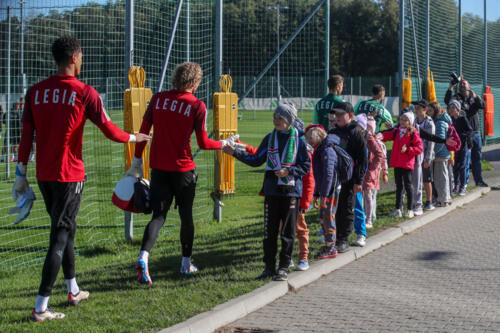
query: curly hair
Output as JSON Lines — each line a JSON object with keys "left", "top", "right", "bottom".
{"left": 52, "top": 35, "right": 81, "bottom": 66}
{"left": 171, "top": 62, "right": 203, "bottom": 90}
{"left": 428, "top": 101, "right": 444, "bottom": 120}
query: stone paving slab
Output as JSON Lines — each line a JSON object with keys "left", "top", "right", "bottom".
{"left": 160, "top": 148, "right": 500, "bottom": 333}
{"left": 226, "top": 187, "right": 500, "bottom": 333}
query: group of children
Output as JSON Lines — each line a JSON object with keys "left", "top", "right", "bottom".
{"left": 224, "top": 92, "right": 473, "bottom": 282}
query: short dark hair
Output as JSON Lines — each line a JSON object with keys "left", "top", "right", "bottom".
{"left": 51, "top": 36, "right": 81, "bottom": 66}
{"left": 328, "top": 75, "right": 344, "bottom": 91}
{"left": 372, "top": 84, "right": 385, "bottom": 97}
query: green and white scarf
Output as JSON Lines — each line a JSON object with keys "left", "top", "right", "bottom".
{"left": 265, "top": 127, "right": 299, "bottom": 187}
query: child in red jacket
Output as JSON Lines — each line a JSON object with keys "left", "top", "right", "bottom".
{"left": 380, "top": 111, "right": 423, "bottom": 218}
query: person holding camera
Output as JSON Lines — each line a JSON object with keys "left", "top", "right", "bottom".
{"left": 444, "top": 76, "right": 488, "bottom": 187}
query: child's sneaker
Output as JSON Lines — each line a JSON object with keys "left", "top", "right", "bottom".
{"left": 389, "top": 209, "right": 402, "bottom": 217}
{"left": 354, "top": 234, "right": 366, "bottom": 247}
{"left": 404, "top": 210, "right": 414, "bottom": 218}
{"left": 315, "top": 246, "right": 338, "bottom": 259}
{"left": 30, "top": 308, "right": 65, "bottom": 322}
{"left": 136, "top": 260, "right": 152, "bottom": 285}
{"left": 289, "top": 259, "right": 294, "bottom": 268}
{"left": 365, "top": 221, "right": 373, "bottom": 229}
{"left": 256, "top": 268, "right": 275, "bottom": 280}
{"left": 272, "top": 268, "right": 288, "bottom": 281}
{"left": 459, "top": 188, "right": 467, "bottom": 196}
{"left": 180, "top": 263, "right": 198, "bottom": 275}
{"left": 295, "top": 260, "right": 309, "bottom": 271}
{"left": 423, "top": 201, "right": 435, "bottom": 211}
{"left": 413, "top": 207, "right": 423, "bottom": 216}
{"left": 68, "top": 290, "right": 89, "bottom": 306}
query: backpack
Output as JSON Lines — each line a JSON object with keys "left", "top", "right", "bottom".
{"left": 134, "top": 178, "right": 152, "bottom": 214}
{"left": 330, "top": 144, "right": 354, "bottom": 184}
{"left": 446, "top": 123, "right": 461, "bottom": 152}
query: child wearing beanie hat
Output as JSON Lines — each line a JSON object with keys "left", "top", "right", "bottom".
{"left": 223, "top": 104, "right": 310, "bottom": 281}
{"left": 380, "top": 110, "right": 423, "bottom": 218}
{"left": 274, "top": 102, "right": 297, "bottom": 126}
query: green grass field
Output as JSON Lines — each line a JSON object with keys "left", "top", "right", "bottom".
{"left": 0, "top": 109, "right": 492, "bottom": 332}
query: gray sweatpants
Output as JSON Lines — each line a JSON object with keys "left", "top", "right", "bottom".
{"left": 412, "top": 152, "right": 424, "bottom": 209}
{"left": 433, "top": 159, "right": 451, "bottom": 203}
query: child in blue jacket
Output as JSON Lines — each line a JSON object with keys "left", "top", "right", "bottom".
{"left": 305, "top": 124, "right": 341, "bottom": 259}
{"left": 223, "top": 103, "right": 310, "bottom": 281}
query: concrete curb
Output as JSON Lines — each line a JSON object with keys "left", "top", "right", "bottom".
{"left": 159, "top": 184, "right": 496, "bottom": 333}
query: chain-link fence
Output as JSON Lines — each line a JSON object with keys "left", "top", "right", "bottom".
{"left": 0, "top": 0, "right": 216, "bottom": 271}
{"left": 401, "top": 0, "right": 500, "bottom": 143}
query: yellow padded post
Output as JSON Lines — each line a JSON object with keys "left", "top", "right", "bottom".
{"left": 213, "top": 75, "right": 238, "bottom": 194}
{"left": 123, "top": 66, "right": 153, "bottom": 180}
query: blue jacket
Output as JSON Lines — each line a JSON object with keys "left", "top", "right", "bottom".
{"left": 434, "top": 112, "right": 451, "bottom": 159}
{"left": 233, "top": 131, "right": 310, "bottom": 198}
{"left": 313, "top": 134, "right": 340, "bottom": 197}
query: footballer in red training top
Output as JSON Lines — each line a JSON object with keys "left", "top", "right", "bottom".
{"left": 13, "top": 36, "right": 150, "bottom": 322}
{"left": 128, "top": 62, "right": 234, "bottom": 284}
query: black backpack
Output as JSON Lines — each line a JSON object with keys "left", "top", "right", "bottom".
{"left": 330, "top": 144, "right": 354, "bottom": 184}
{"left": 134, "top": 178, "right": 152, "bottom": 214}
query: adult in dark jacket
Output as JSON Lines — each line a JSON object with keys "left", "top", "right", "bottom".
{"left": 447, "top": 100, "right": 474, "bottom": 195}
{"left": 444, "top": 79, "right": 487, "bottom": 187}
{"left": 328, "top": 102, "right": 368, "bottom": 253}
{"left": 224, "top": 103, "right": 310, "bottom": 281}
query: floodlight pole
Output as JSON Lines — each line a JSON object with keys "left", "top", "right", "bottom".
{"left": 267, "top": 4, "right": 288, "bottom": 104}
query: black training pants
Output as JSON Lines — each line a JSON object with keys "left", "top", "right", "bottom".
{"left": 263, "top": 196, "right": 298, "bottom": 271}
{"left": 37, "top": 181, "right": 84, "bottom": 297}
{"left": 395, "top": 167, "right": 413, "bottom": 210}
{"left": 141, "top": 168, "right": 197, "bottom": 257}
{"left": 336, "top": 180, "right": 354, "bottom": 243}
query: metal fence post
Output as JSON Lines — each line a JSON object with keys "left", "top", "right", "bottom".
{"left": 325, "top": 0, "right": 330, "bottom": 96}
{"left": 483, "top": 0, "right": 487, "bottom": 90}
{"left": 300, "top": 76, "right": 304, "bottom": 118}
{"left": 458, "top": 0, "right": 462, "bottom": 75}
{"left": 6, "top": 6, "right": 11, "bottom": 179}
{"left": 253, "top": 76, "right": 256, "bottom": 119}
{"left": 425, "top": 0, "right": 430, "bottom": 73}
{"left": 186, "top": 0, "right": 190, "bottom": 61}
{"left": 124, "top": 0, "right": 134, "bottom": 241}
{"left": 399, "top": 0, "right": 405, "bottom": 109}
{"left": 157, "top": 0, "right": 184, "bottom": 93}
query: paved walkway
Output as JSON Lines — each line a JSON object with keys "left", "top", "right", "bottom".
{"left": 223, "top": 149, "right": 500, "bottom": 333}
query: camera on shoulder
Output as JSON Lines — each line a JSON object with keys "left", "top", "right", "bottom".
{"left": 449, "top": 72, "right": 461, "bottom": 85}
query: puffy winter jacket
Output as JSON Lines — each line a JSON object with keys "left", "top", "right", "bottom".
{"left": 381, "top": 127, "right": 423, "bottom": 170}
{"left": 300, "top": 149, "right": 315, "bottom": 209}
{"left": 313, "top": 134, "right": 340, "bottom": 198}
{"left": 434, "top": 113, "right": 451, "bottom": 159}
{"left": 363, "top": 132, "right": 386, "bottom": 190}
